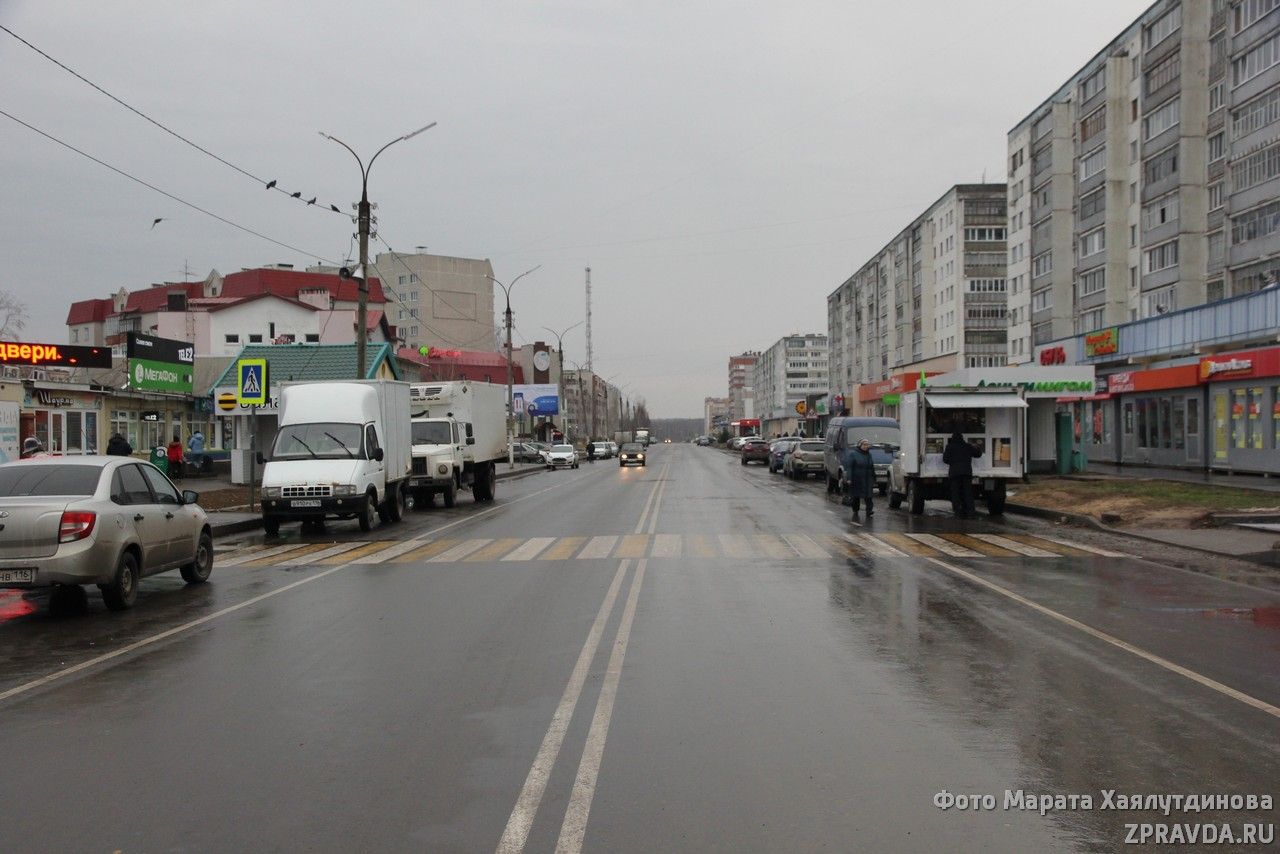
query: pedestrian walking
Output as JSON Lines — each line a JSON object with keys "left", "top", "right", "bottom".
{"left": 943, "top": 429, "right": 981, "bottom": 519}
{"left": 106, "top": 433, "right": 133, "bottom": 456}
{"left": 187, "top": 430, "right": 205, "bottom": 472}
{"left": 586, "top": 440, "right": 596, "bottom": 463}
{"left": 166, "top": 434, "right": 184, "bottom": 479}
{"left": 844, "top": 438, "right": 875, "bottom": 519}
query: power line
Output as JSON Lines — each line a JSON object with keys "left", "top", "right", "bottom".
{"left": 0, "top": 24, "right": 347, "bottom": 215}
{"left": 0, "top": 107, "right": 336, "bottom": 261}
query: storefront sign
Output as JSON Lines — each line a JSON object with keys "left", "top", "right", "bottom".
{"left": 1197, "top": 347, "right": 1280, "bottom": 382}
{"left": 1039, "top": 346, "right": 1067, "bottom": 365}
{"left": 214, "top": 386, "right": 279, "bottom": 415}
{"left": 795, "top": 401, "right": 806, "bottom": 415}
{"left": 858, "top": 372, "right": 936, "bottom": 402}
{"left": 127, "top": 333, "right": 194, "bottom": 394}
{"left": 1107, "top": 364, "right": 1200, "bottom": 394}
{"left": 1200, "top": 357, "right": 1253, "bottom": 380}
{"left": 512, "top": 384, "right": 559, "bottom": 416}
{"left": 1084, "top": 327, "right": 1119, "bottom": 358}
{"left": 814, "top": 396, "right": 829, "bottom": 416}
{"left": 0, "top": 341, "right": 112, "bottom": 369}
{"left": 141, "top": 410, "right": 161, "bottom": 422}
{"left": 34, "top": 391, "right": 75, "bottom": 408}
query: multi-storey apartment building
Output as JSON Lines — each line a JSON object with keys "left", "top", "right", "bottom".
{"left": 753, "top": 334, "right": 828, "bottom": 436}
{"left": 827, "top": 185, "right": 1008, "bottom": 417}
{"left": 366, "top": 251, "right": 496, "bottom": 354}
{"left": 727, "top": 352, "right": 759, "bottom": 421}
{"left": 1009, "top": 0, "right": 1280, "bottom": 364}
{"left": 704, "top": 396, "right": 733, "bottom": 436}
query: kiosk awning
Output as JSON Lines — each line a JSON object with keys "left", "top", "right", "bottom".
{"left": 925, "top": 393, "right": 1028, "bottom": 409}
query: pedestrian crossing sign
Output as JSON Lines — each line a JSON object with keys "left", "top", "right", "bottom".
{"left": 237, "top": 358, "right": 268, "bottom": 406}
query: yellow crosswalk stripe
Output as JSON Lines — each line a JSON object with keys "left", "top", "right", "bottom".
{"left": 905, "top": 533, "right": 982, "bottom": 558}
{"left": 614, "top": 534, "right": 650, "bottom": 558}
{"left": 967, "top": 533, "right": 1058, "bottom": 558}
{"left": 651, "top": 534, "right": 682, "bottom": 558}
{"left": 390, "top": 539, "right": 461, "bottom": 563}
{"left": 320, "top": 541, "right": 396, "bottom": 564}
{"left": 820, "top": 534, "right": 863, "bottom": 558}
{"left": 782, "top": 533, "right": 829, "bottom": 559}
{"left": 717, "top": 534, "right": 752, "bottom": 559}
{"left": 541, "top": 536, "right": 588, "bottom": 560}
{"left": 219, "top": 543, "right": 306, "bottom": 567}
{"left": 755, "top": 534, "right": 794, "bottom": 559}
{"left": 242, "top": 543, "right": 333, "bottom": 567}
{"left": 578, "top": 536, "right": 619, "bottom": 560}
{"left": 428, "top": 539, "right": 492, "bottom": 563}
{"left": 940, "top": 533, "right": 1020, "bottom": 557}
{"left": 281, "top": 542, "right": 365, "bottom": 566}
{"left": 688, "top": 535, "right": 718, "bottom": 558}
{"left": 1017, "top": 533, "right": 1127, "bottom": 558}
{"left": 877, "top": 533, "right": 936, "bottom": 556}
{"left": 849, "top": 533, "right": 908, "bottom": 557}
{"left": 503, "top": 537, "right": 556, "bottom": 562}
{"left": 466, "top": 538, "right": 525, "bottom": 562}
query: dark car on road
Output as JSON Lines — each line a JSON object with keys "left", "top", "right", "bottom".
{"left": 740, "top": 438, "right": 771, "bottom": 465}
{"left": 618, "top": 442, "right": 646, "bottom": 467}
{"left": 768, "top": 438, "right": 800, "bottom": 473}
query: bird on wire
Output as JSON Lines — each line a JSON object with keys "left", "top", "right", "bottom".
{"left": 290, "top": 191, "right": 301, "bottom": 198}
{"left": 150, "top": 217, "right": 164, "bottom": 229}
{"left": 265, "top": 179, "right": 277, "bottom": 190}
{"left": 306, "top": 197, "right": 316, "bottom": 205}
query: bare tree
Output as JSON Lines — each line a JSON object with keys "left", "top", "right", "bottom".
{"left": 0, "top": 291, "right": 28, "bottom": 341}
{"left": 632, "top": 398, "right": 650, "bottom": 428}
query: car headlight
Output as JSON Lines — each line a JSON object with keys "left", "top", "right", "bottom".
{"left": 262, "top": 486, "right": 281, "bottom": 499}
{"left": 437, "top": 463, "right": 449, "bottom": 475}
{"left": 333, "top": 484, "right": 357, "bottom": 496}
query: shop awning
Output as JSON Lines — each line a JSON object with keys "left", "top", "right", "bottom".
{"left": 924, "top": 393, "right": 1028, "bottom": 409}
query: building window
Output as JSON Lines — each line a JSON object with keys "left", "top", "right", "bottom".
{"left": 1031, "top": 252, "right": 1052, "bottom": 278}
{"left": 1032, "top": 146, "right": 1052, "bottom": 174}
{"left": 1210, "top": 81, "right": 1226, "bottom": 112}
{"left": 1209, "top": 132, "right": 1225, "bottom": 162}
{"left": 1032, "top": 321, "right": 1053, "bottom": 345}
{"left": 1144, "top": 5, "right": 1181, "bottom": 49}
{"left": 1010, "top": 149, "right": 1024, "bottom": 172}
{"left": 410, "top": 274, "right": 419, "bottom": 283}
{"left": 1144, "top": 240, "right": 1179, "bottom": 273}
{"left": 1079, "top": 269, "right": 1106, "bottom": 296}
{"left": 1031, "top": 289, "right": 1052, "bottom": 312}
{"left": 1235, "top": 0, "right": 1280, "bottom": 33}
{"left": 1080, "top": 107, "right": 1106, "bottom": 141}
{"left": 1079, "top": 186, "right": 1105, "bottom": 219}
{"left": 1143, "top": 98, "right": 1180, "bottom": 140}
{"left": 1209, "top": 230, "right": 1225, "bottom": 266}
{"left": 1230, "top": 200, "right": 1280, "bottom": 243}
{"left": 1081, "top": 68, "right": 1105, "bottom": 101}
{"left": 1143, "top": 286, "right": 1177, "bottom": 316}
{"left": 1232, "top": 85, "right": 1280, "bottom": 138}
{"left": 249, "top": 334, "right": 263, "bottom": 343}
{"left": 1142, "top": 192, "right": 1180, "bottom": 230}
{"left": 1144, "top": 52, "right": 1180, "bottom": 95}
{"left": 966, "top": 278, "right": 1006, "bottom": 292}
{"left": 1209, "top": 182, "right": 1225, "bottom": 210}
{"left": 1077, "top": 308, "right": 1105, "bottom": 333}
{"left": 305, "top": 333, "right": 319, "bottom": 343}
{"left": 1079, "top": 227, "right": 1106, "bottom": 257}
{"left": 398, "top": 275, "right": 407, "bottom": 285}
{"left": 224, "top": 334, "right": 239, "bottom": 344}
{"left": 1143, "top": 145, "right": 1179, "bottom": 184}
{"left": 1032, "top": 114, "right": 1052, "bottom": 141}
{"left": 1230, "top": 140, "right": 1280, "bottom": 191}
{"left": 71, "top": 328, "right": 79, "bottom": 343}
{"left": 964, "top": 227, "right": 1006, "bottom": 241}
{"left": 1080, "top": 146, "right": 1106, "bottom": 180}
{"left": 1232, "top": 32, "right": 1280, "bottom": 87}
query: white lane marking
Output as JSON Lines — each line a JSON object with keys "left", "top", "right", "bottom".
{"left": 969, "top": 533, "right": 1058, "bottom": 558}
{"left": 427, "top": 538, "right": 492, "bottom": 563}
{"left": 218, "top": 543, "right": 311, "bottom": 566}
{"left": 783, "top": 533, "right": 830, "bottom": 559}
{"left": 493, "top": 561, "right": 632, "bottom": 854}
{"left": 280, "top": 542, "right": 365, "bottom": 566}
{"left": 358, "top": 539, "right": 439, "bottom": 564}
{"left": 578, "top": 536, "right": 619, "bottom": 560}
{"left": 922, "top": 556, "right": 1280, "bottom": 720}
{"left": 555, "top": 558, "right": 649, "bottom": 854}
{"left": 717, "top": 534, "right": 751, "bottom": 559}
{"left": 650, "top": 533, "right": 681, "bottom": 558}
{"left": 907, "top": 533, "right": 983, "bottom": 558}
{"left": 1, "top": 473, "right": 584, "bottom": 706}
{"left": 503, "top": 537, "right": 556, "bottom": 562}
{"left": 1033, "top": 534, "right": 1127, "bottom": 558}
{"left": 845, "top": 532, "right": 906, "bottom": 557}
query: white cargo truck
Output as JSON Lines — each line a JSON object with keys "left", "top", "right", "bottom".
{"left": 887, "top": 386, "right": 1027, "bottom": 516}
{"left": 407, "top": 381, "right": 507, "bottom": 507}
{"left": 259, "top": 380, "right": 413, "bottom": 536}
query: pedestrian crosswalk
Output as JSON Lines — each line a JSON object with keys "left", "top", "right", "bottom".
{"left": 215, "top": 531, "right": 1127, "bottom": 567}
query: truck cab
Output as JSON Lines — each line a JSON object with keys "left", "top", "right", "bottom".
{"left": 409, "top": 416, "right": 468, "bottom": 507}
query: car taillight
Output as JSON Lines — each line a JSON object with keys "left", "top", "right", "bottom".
{"left": 58, "top": 511, "right": 97, "bottom": 544}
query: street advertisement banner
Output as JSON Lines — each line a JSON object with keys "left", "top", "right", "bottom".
{"left": 127, "top": 333, "right": 194, "bottom": 393}
{"left": 0, "top": 401, "right": 18, "bottom": 463}
{"left": 513, "top": 383, "right": 559, "bottom": 416}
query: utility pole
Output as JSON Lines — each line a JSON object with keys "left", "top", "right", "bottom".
{"left": 321, "top": 122, "right": 436, "bottom": 377}
{"left": 543, "top": 321, "right": 583, "bottom": 442}
{"left": 489, "top": 267, "right": 541, "bottom": 468}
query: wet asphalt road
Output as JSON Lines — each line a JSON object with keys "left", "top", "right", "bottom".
{"left": 1, "top": 444, "right": 1277, "bottom": 852}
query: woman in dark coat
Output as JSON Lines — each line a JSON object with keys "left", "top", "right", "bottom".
{"left": 106, "top": 433, "right": 133, "bottom": 456}
{"left": 844, "top": 438, "right": 876, "bottom": 518}
{"left": 943, "top": 429, "right": 981, "bottom": 518}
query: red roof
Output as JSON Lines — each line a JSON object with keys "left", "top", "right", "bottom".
{"left": 66, "top": 298, "right": 112, "bottom": 325}
{"left": 196, "top": 293, "right": 318, "bottom": 313}
{"left": 117, "top": 283, "right": 206, "bottom": 315}
{"left": 398, "top": 347, "right": 524, "bottom": 383}
{"left": 221, "top": 268, "right": 385, "bottom": 305}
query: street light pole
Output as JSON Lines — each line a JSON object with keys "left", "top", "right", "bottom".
{"left": 542, "top": 321, "right": 583, "bottom": 442}
{"left": 488, "top": 267, "right": 541, "bottom": 469}
{"left": 320, "top": 122, "right": 436, "bottom": 377}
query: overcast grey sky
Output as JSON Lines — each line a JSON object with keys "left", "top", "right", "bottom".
{"left": 2, "top": 0, "right": 1150, "bottom": 416}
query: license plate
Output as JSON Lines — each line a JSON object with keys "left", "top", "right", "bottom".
{"left": 291, "top": 499, "right": 321, "bottom": 508}
{"left": 0, "top": 568, "right": 35, "bottom": 584}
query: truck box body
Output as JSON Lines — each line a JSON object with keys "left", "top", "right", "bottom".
{"left": 408, "top": 381, "right": 508, "bottom": 505}
{"left": 409, "top": 382, "right": 506, "bottom": 463}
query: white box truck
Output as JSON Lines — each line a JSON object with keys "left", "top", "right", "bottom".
{"left": 259, "top": 380, "right": 412, "bottom": 536}
{"left": 407, "top": 381, "right": 507, "bottom": 507}
{"left": 888, "top": 386, "right": 1027, "bottom": 516}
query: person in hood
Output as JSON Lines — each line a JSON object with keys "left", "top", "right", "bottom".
{"left": 943, "top": 428, "right": 981, "bottom": 519}
{"left": 844, "top": 438, "right": 876, "bottom": 519}
{"left": 106, "top": 433, "right": 133, "bottom": 456}
{"left": 187, "top": 430, "right": 205, "bottom": 472}
{"left": 20, "top": 437, "right": 45, "bottom": 459}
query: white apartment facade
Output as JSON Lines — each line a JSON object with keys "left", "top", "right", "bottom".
{"left": 753, "top": 333, "right": 828, "bottom": 435}
{"left": 370, "top": 252, "right": 497, "bottom": 353}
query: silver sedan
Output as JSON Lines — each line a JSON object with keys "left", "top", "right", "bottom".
{"left": 0, "top": 457, "right": 213, "bottom": 611}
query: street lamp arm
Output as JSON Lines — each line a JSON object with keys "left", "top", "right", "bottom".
{"left": 369, "top": 120, "right": 437, "bottom": 173}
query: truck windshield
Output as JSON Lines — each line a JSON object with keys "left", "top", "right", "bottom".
{"left": 272, "top": 423, "right": 364, "bottom": 460}
{"left": 844, "top": 425, "right": 901, "bottom": 449}
{"left": 412, "top": 422, "right": 452, "bottom": 445}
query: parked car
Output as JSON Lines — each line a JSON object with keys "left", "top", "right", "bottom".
{"left": 608, "top": 441, "right": 619, "bottom": 457}
{"left": 784, "top": 440, "right": 827, "bottom": 479}
{"left": 729, "top": 435, "right": 760, "bottom": 451}
{"left": 0, "top": 457, "right": 213, "bottom": 611}
{"left": 823, "top": 417, "right": 900, "bottom": 496}
{"left": 618, "top": 442, "right": 646, "bottom": 467}
{"left": 589, "top": 441, "right": 613, "bottom": 459}
{"left": 509, "top": 442, "right": 544, "bottom": 463}
{"left": 768, "top": 438, "right": 800, "bottom": 473}
{"left": 740, "top": 438, "right": 771, "bottom": 465}
{"left": 545, "top": 445, "right": 579, "bottom": 469}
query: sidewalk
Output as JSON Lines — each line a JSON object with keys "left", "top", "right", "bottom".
{"left": 1074, "top": 462, "right": 1280, "bottom": 494}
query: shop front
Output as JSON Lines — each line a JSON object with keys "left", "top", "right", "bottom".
{"left": 1200, "top": 348, "right": 1280, "bottom": 474}
{"left": 1102, "top": 363, "right": 1202, "bottom": 468}
{"left": 857, "top": 372, "right": 939, "bottom": 419}
{"left": 22, "top": 383, "right": 106, "bottom": 455}
{"left": 102, "top": 391, "right": 216, "bottom": 460}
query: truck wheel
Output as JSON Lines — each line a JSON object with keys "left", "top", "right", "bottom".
{"left": 359, "top": 494, "right": 377, "bottom": 532}
{"left": 987, "top": 481, "right": 1007, "bottom": 516}
{"left": 877, "top": 483, "right": 888, "bottom": 496}
{"left": 443, "top": 479, "right": 456, "bottom": 508}
{"left": 263, "top": 516, "right": 280, "bottom": 537}
{"left": 387, "top": 483, "right": 404, "bottom": 522}
{"left": 473, "top": 463, "right": 495, "bottom": 502}
{"left": 907, "top": 479, "right": 925, "bottom": 515}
